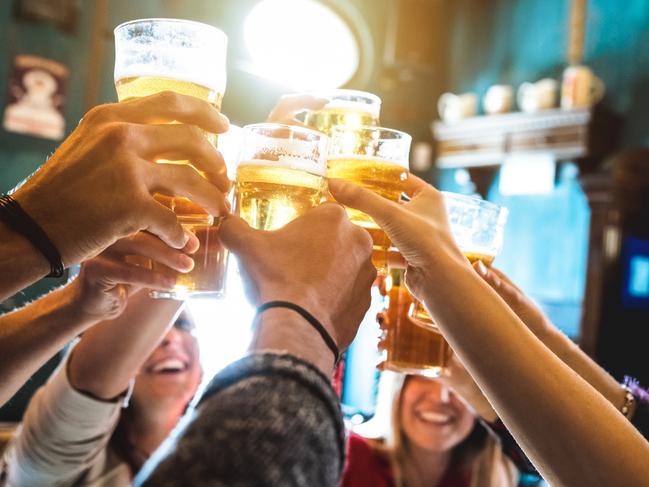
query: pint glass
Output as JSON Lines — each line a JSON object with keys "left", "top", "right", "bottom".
{"left": 304, "top": 89, "right": 381, "bottom": 134}
{"left": 327, "top": 126, "right": 411, "bottom": 273}
{"left": 114, "top": 18, "right": 228, "bottom": 299}
{"left": 235, "top": 123, "right": 328, "bottom": 230}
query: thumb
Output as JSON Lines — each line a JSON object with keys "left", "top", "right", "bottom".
{"left": 328, "top": 179, "right": 400, "bottom": 230}
{"left": 218, "top": 214, "right": 257, "bottom": 253}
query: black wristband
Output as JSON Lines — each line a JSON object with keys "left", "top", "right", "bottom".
{"left": 255, "top": 301, "right": 340, "bottom": 365}
{"left": 0, "top": 195, "right": 65, "bottom": 278}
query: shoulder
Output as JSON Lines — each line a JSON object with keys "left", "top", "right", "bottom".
{"left": 342, "top": 433, "right": 394, "bottom": 487}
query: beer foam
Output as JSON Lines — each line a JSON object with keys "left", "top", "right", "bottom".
{"left": 239, "top": 157, "right": 326, "bottom": 176}
{"left": 328, "top": 153, "right": 410, "bottom": 170}
{"left": 323, "top": 99, "right": 381, "bottom": 119}
{"left": 114, "top": 64, "right": 226, "bottom": 93}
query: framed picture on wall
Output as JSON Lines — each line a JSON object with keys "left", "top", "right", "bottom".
{"left": 13, "top": 0, "right": 80, "bottom": 33}
{"left": 2, "top": 54, "right": 68, "bottom": 140}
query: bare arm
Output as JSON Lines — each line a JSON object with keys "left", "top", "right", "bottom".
{"left": 475, "top": 264, "right": 629, "bottom": 414}
{"left": 0, "top": 280, "right": 95, "bottom": 406}
{"left": 68, "top": 292, "right": 182, "bottom": 400}
{"left": 330, "top": 176, "right": 649, "bottom": 487}
{"left": 0, "top": 222, "right": 51, "bottom": 302}
{"left": 0, "top": 231, "right": 195, "bottom": 407}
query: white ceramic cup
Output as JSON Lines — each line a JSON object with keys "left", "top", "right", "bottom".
{"left": 561, "top": 65, "right": 605, "bottom": 109}
{"left": 438, "top": 92, "right": 478, "bottom": 123}
{"left": 517, "top": 78, "right": 559, "bottom": 112}
{"left": 483, "top": 84, "right": 514, "bottom": 115}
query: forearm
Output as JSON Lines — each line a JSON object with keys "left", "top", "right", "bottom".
{"left": 541, "top": 326, "right": 626, "bottom": 408}
{"left": 0, "top": 222, "right": 50, "bottom": 302}
{"left": 68, "top": 291, "right": 182, "bottom": 399}
{"left": 0, "top": 281, "right": 96, "bottom": 406}
{"left": 422, "top": 257, "right": 649, "bottom": 486}
{"left": 134, "top": 353, "right": 345, "bottom": 487}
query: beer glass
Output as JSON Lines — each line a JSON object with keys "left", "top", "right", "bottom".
{"left": 381, "top": 268, "right": 450, "bottom": 376}
{"left": 409, "top": 193, "right": 509, "bottom": 329}
{"left": 304, "top": 89, "right": 381, "bottom": 134}
{"left": 114, "top": 18, "right": 228, "bottom": 299}
{"left": 327, "top": 126, "right": 411, "bottom": 273}
{"left": 235, "top": 123, "right": 328, "bottom": 231}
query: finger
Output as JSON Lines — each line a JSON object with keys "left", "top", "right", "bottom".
{"left": 141, "top": 201, "right": 189, "bottom": 250}
{"left": 115, "top": 91, "right": 229, "bottom": 133}
{"left": 328, "top": 179, "right": 401, "bottom": 230}
{"left": 402, "top": 173, "right": 438, "bottom": 199}
{"left": 138, "top": 124, "right": 229, "bottom": 192}
{"left": 266, "top": 95, "right": 328, "bottom": 123}
{"left": 106, "top": 232, "right": 195, "bottom": 273}
{"left": 146, "top": 162, "right": 229, "bottom": 216}
{"left": 218, "top": 214, "right": 257, "bottom": 253}
{"left": 473, "top": 261, "right": 520, "bottom": 305}
{"left": 376, "top": 360, "right": 387, "bottom": 371}
{"left": 490, "top": 266, "right": 523, "bottom": 291}
{"left": 85, "top": 257, "right": 177, "bottom": 290}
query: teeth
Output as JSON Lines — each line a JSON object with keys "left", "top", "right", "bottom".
{"left": 152, "top": 359, "right": 185, "bottom": 373}
{"left": 417, "top": 411, "right": 452, "bottom": 424}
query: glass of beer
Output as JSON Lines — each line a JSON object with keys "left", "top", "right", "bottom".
{"left": 114, "top": 18, "right": 228, "bottom": 299}
{"left": 409, "top": 193, "right": 509, "bottom": 329}
{"left": 304, "top": 89, "right": 381, "bottom": 134}
{"left": 235, "top": 123, "right": 328, "bottom": 231}
{"left": 380, "top": 268, "right": 450, "bottom": 376}
{"left": 327, "top": 126, "right": 411, "bottom": 273}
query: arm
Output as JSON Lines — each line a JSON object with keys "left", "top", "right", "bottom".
{"left": 134, "top": 205, "right": 376, "bottom": 486}
{"left": 475, "top": 264, "right": 629, "bottom": 413}
{"left": 0, "top": 222, "right": 51, "bottom": 301}
{"left": 330, "top": 176, "right": 649, "bottom": 487}
{"left": 68, "top": 291, "right": 182, "bottom": 400}
{"left": 0, "top": 231, "right": 194, "bottom": 407}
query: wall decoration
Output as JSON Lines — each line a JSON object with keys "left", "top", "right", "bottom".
{"left": 2, "top": 54, "right": 68, "bottom": 140}
{"left": 13, "top": 0, "right": 79, "bottom": 33}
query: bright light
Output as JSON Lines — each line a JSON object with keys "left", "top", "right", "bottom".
{"left": 244, "top": 0, "right": 360, "bottom": 90}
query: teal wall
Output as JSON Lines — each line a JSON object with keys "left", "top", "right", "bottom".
{"left": 435, "top": 0, "right": 649, "bottom": 337}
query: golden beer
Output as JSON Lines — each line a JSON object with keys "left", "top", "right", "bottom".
{"left": 382, "top": 268, "right": 450, "bottom": 376}
{"left": 303, "top": 89, "right": 381, "bottom": 135}
{"left": 305, "top": 107, "right": 378, "bottom": 135}
{"left": 410, "top": 252, "right": 496, "bottom": 328}
{"left": 114, "top": 19, "right": 229, "bottom": 299}
{"left": 327, "top": 155, "right": 408, "bottom": 272}
{"left": 235, "top": 163, "right": 325, "bottom": 231}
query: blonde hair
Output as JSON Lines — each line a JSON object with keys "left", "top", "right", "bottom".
{"left": 354, "top": 372, "right": 518, "bottom": 487}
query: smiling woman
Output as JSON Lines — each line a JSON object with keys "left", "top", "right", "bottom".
{"left": 243, "top": 0, "right": 361, "bottom": 90}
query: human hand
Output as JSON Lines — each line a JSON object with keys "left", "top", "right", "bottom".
{"left": 220, "top": 203, "right": 376, "bottom": 352}
{"left": 329, "top": 175, "right": 468, "bottom": 300}
{"left": 473, "top": 262, "right": 554, "bottom": 341}
{"left": 266, "top": 94, "right": 328, "bottom": 127}
{"left": 70, "top": 231, "right": 198, "bottom": 322}
{"left": 12, "top": 91, "right": 230, "bottom": 267}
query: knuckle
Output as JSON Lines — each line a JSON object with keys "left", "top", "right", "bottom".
{"left": 159, "top": 90, "right": 185, "bottom": 113}
{"left": 82, "top": 103, "right": 112, "bottom": 126}
{"left": 103, "top": 122, "right": 135, "bottom": 148}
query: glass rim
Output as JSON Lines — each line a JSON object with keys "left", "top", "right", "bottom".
{"left": 242, "top": 122, "right": 328, "bottom": 140}
{"left": 441, "top": 191, "right": 508, "bottom": 216}
{"left": 329, "top": 124, "right": 412, "bottom": 142}
{"left": 304, "top": 88, "right": 381, "bottom": 105}
{"left": 114, "top": 18, "right": 228, "bottom": 42}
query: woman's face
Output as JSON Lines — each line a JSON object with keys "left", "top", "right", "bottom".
{"left": 132, "top": 315, "right": 202, "bottom": 412}
{"left": 400, "top": 376, "right": 476, "bottom": 453}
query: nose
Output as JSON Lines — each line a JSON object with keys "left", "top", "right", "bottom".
{"left": 161, "top": 327, "right": 183, "bottom": 348}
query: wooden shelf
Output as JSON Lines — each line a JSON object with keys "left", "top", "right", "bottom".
{"left": 432, "top": 108, "right": 592, "bottom": 169}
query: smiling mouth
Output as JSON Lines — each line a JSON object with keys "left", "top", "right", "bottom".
{"left": 415, "top": 410, "right": 456, "bottom": 426}
{"left": 150, "top": 358, "right": 188, "bottom": 375}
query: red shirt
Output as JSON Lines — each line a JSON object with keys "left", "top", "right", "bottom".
{"left": 342, "top": 433, "right": 471, "bottom": 487}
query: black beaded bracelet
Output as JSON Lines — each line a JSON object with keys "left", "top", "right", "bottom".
{"left": 0, "top": 195, "right": 65, "bottom": 278}
{"left": 256, "top": 301, "right": 340, "bottom": 365}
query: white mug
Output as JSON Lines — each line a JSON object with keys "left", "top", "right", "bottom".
{"left": 517, "top": 78, "right": 559, "bottom": 112}
{"left": 438, "top": 92, "right": 478, "bottom": 123}
{"left": 483, "top": 85, "right": 514, "bottom": 115}
{"left": 561, "top": 65, "right": 605, "bottom": 109}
